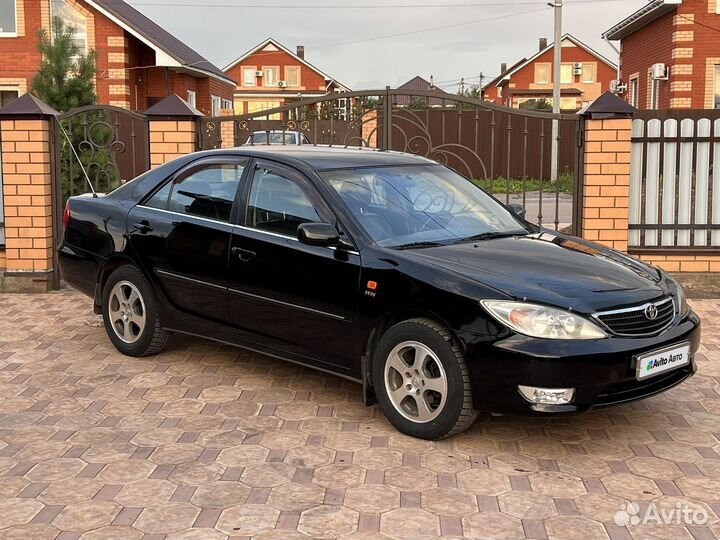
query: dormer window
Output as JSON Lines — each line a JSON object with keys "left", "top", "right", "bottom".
{"left": 0, "top": 0, "right": 17, "bottom": 36}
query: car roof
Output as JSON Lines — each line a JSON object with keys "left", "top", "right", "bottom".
{"left": 199, "top": 145, "right": 438, "bottom": 171}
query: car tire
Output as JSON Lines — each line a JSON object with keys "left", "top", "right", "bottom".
{"left": 372, "top": 318, "right": 478, "bottom": 440}
{"left": 101, "top": 265, "right": 171, "bottom": 357}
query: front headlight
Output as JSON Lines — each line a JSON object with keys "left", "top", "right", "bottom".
{"left": 666, "top": 275, "right": 689, "bottom": 316}
{"left": 481, "top": 300, "right": 607, "bottom": 340}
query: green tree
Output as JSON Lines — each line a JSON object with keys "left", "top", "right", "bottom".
{"left": 32, "top": 16, "right": 97, "bottom": 111}
{"left": 455, "top": 84, "right": 483, "bottom": 109}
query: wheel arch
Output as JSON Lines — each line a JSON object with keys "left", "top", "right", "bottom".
{"left": 361, "top": 307, "right": 464, "bottom": 404}
{"left": 93, "top": 254, "right": 143, "bottom": 313}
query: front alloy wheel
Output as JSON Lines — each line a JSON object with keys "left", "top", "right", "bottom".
{"left": 373, "top": 318, "right": 478, "bottom": 440}
{"left": 384, "top": 341, "right": 448, "bottom": 423}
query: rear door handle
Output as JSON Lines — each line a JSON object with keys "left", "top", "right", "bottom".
{"left": 231, "top": 247, "right": 256, "bottom": 262}
{"left": 132, "top": 221, "right": 153, "bottom": 233}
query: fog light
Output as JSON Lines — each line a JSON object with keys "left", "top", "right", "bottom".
{"left": 518, "top": 385, "right": 575, "bottom": 405}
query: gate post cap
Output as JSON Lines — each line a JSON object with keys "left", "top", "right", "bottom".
{"left": 580, "top": 91, "right": 636, "bottom": 120}
{"left": 0, "top": 93, "right": 60, "bottom": 118}
{"left": 144, "top": 94, "right": 204, "bottom": 119}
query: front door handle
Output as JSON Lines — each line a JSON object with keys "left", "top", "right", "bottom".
{"left": 231, "top": 247, "right": 256, "bottom": 262}
{"left": 132, "top": 220, "right": 153, "bottom": 233}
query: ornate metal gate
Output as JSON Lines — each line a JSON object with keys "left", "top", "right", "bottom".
{"left": 55, "top": 105, "right": 150, "bottom": 203}
{"left": 198, "top": 89, "right": 584, "bottom": 233}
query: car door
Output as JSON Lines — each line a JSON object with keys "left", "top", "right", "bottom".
{"left": 128, "top": 157, "right": 248, "bottom": 322}
{"left": 228, "top": 160, "right": 362, "bottom": 371}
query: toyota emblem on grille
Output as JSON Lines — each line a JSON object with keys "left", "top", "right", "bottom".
{"left": 644, "top": 303, "right": 659, "bottom": 320}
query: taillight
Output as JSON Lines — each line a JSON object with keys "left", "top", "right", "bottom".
{"left": 63, "top": 203, "right": 71, "bottom": 230}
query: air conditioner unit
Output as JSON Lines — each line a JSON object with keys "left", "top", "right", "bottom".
{"left": 255, "top": 70, "right": 263, "bottom": 78}
{"left": 278, "top": 81, "right": 288, "bottom": 88}
{"left": 573, "top": 62, "right": 583, "bottom": 76}
{"left": 652, "top": 63, "right": 669, "bottom": 80}
{"left": 610, "top": 80, "right": 627, "bottom": 94}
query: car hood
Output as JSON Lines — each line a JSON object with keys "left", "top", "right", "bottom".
{"left": 398, "top": 232, "right": 667, "bottom": 313}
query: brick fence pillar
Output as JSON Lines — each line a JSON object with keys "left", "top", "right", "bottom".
{"left": 579, "top": 92, "right": 636, "bottom": 253}
{"left": 0, "top": 94, "right": 60, "bottom": 292}
{"left": 144, "top": 94, "right": 203, "bottom": 169}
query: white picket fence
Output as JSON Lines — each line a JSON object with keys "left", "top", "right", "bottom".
{"left": 629, "top": 115, "right": 720, "bottom": 250}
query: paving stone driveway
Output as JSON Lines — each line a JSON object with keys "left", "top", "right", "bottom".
{"left": 0, "top": 291, "right": 719, "bottom": 540}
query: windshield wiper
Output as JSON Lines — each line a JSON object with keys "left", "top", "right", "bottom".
{"left": 454, "top": 231, "right": 527, "bottom": 243}
{"left": 393, "top": 241, "right": 445, "bottom": 250}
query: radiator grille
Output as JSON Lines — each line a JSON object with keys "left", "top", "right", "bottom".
{"left": 594, "top": 297, "right": 675, "bottom": 337}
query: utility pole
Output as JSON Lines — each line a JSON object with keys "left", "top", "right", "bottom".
{"left": 550, "top": 0, "right": 563, "bottom": 183}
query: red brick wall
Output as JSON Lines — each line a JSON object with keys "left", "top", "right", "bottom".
{"left": 0, "top": 0, "right": 42, "bottom": 96}
{"left": 483, "top": 43, "right": 616, "bottom": 108}
{"left": 1, "top": 0, "right": 231, "bottom": 114}
{"left": 619, "top": 0, "right": 720, "bottom": 109}
{"left": 620, "top": 11, "right": 675, "bottom": 109}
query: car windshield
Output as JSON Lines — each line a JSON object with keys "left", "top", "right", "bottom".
{"left": 321, "top": 165, "right": 530, "bottom": 248}
{"left": 250, "top": 133, "right": 297, "bottom": 145}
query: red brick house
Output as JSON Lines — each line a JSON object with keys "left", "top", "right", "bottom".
{"left": 603, "top": 0, "right": 720, "bottom": 110}
{"left": 482, "top": 34, "right": 618, "bottom": 112}
{"left": 0, "top": 0, "right": 235, "bottom": 115}
{"left": 223, "top": 38, "right": 350, "bottom": 118}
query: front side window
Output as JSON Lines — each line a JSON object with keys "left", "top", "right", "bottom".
{"left": 247, "top": 167, "right": 323, "bottom": 236}
{"left": 51, "top": 0, "right": 87, "bottom": 56}
{"left": 264, "top": 67, "right": 279, "bottom": 87}
{"left": 146, "top": 163, "right": 245, "bottom": 222}
{"left": 560, "top": 64, "right": 573, "bottom": 84}
{"left": 321, "top": 165, "right": 528, "bottom": 247}
{"left": 0, "top": 0, "right": 17, "bottom": 35}
{"left": 186, "top": 90, "right": 196, "bottom": 107}
{"left": 211, "top": 95, "right": 221, "bottom": 116}
{"left": 715, "top": 66, "right": 720, "bottom": 109}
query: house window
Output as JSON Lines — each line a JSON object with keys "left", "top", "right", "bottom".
{"left": 560, "top": 64, "right": 573, "bottom": 84}
{"left": 0, "top": 88, "right": 18, "bottom": 107}
{"left": 242, "top": 67, "right": 256, "bottom": 87}
{"left": 263, "top": 67, "right": 279, "bottom": 87}
{"left": 560, "top": 97, "right": 578, "bottom": 111}
{"left": 186, "top": 90, "right": 196, "bottom": 107}
{"left": 714, "top": 66, "right": 720, "bottom": 109}
{"left": 222, "top": 98, "right": 233, "bottom": 110}
{"left": 650, "top": 79, "right": 659, "bottom": 110}
{"left": 286, "top": 66, "right": 301, "bottom": 87}
{"left": 535, "top": 63, "right": 550, "bottom": 84}
{"left": 629, "top": 77, "right": 639, "bottom": 108}
{"left": 581, "top": 63, "right": 596, "bottom": 83}
{"left": 51, "top": 0, "right": 88, "bottom": 58}
{"left": 211, "top": 95, "right": 221, "bottom": 116}
{"left": 0, "top": 0, "right": 17, "bottom": 36}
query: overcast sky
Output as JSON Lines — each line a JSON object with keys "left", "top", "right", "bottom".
{"left": 126, "top": 0, "right": 648, "bottom": 90}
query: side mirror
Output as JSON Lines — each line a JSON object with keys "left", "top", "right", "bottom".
{"left": 298, "top": 223, "right": 340, "bottom": 247}
{"left": 508, "top": 204, "right": 526, "bottom": 219}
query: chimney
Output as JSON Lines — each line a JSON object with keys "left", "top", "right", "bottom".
{"left": 500, "top": 63, "right": 507, "bottom": 74}
{"left": 296, "top": 45, "right": 305, "bottom": 59}
{"left": 539, "top": 37, "right": 548, "bottom": 51}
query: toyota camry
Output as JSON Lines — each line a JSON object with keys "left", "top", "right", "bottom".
{"left": 59, "top": 146, "right": 701, "bottom": 440}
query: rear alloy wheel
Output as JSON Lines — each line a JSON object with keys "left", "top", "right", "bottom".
{"left": 102, "top": 266, "right": 171, "bottom": 357}
{"left": 373, "top": 318, "right": 478, "bottom": 440}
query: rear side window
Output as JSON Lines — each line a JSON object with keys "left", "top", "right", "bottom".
{"left": 145, "top": 162, "right": 246, "bottom": 222}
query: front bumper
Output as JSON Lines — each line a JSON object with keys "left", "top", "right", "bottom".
{"left": 461, "top": 311, "right": 701, "bottom": 414}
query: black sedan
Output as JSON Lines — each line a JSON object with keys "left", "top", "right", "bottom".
{"left": 59, "top": 146, "right": 701, "bottom": 440}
